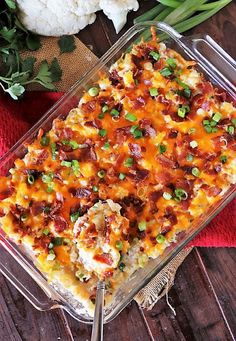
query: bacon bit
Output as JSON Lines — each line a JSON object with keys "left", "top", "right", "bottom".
{"left": 121, "top": 195, "right": 144, "bottom": 214}
{"left": 214, "top": 88, "right": 227, "bottom": 102}
{"left": 202, "top": 185, "right": 222, "bottom": 197}
{"left": 103, "top": 269, "right": 114, "bottom": 278}
{"left": 59, "top": 127, "right": 73, "bottom": 140}
{"left": 34, "top": 235, "right": 51, "bottom": 250}
{"left": 154, "top": 59, "right": 165, "bottom": 70}
{"left": 200, "top": 81, "right": 214, "bottom": 97}
{"left": 84, "top": 119, "right": 101, "bottom": 129}
{"left": 93, "top": 253, "right": 113, "bottom": 265}
{"left": 175, "top": 178, "right": 194, "bottom": 193}
{"left": 49, "top": 201, "right": 62, "bottom": 217}
{"left": 35, "top": 150, "right": 49, "bottom": 165}
{"left": 113, "top": 102, "right": 123, "bottom": 113}
{"left": 201, "top": 101, "right": 210, "bottom": 111}
{"left": 169, "top": 130, "right": 178, "bottom": 138}
{"left": 79, "top": 145, "right": 97, "bottom": 162}
{"left": 115, "top": 126, "right": 132, "bottom": 144}
{"left": 82, "top": 100, "right": 97, "bottom": 113}
{"left": 164, "top": 206, "right": 177, "bottom": 225}
{"left": 128, "top": 143, "right": 142, "bottom": 159}
{"left": 149, "top": 190, "right": 162, "bottom": 214}
{"left": 30, "top": 201, "right": 46, "bottom": 216}
{"left": 133, "top": 96, "right": 146, "bottom": 109}
{"left": 0, "top": 187, "right": 14, "bottom": 200}
{"left": 0, "top": 209, "right": 5, "bottom": 217}
{"left": 106, "top": 167, "right": 117, "bottom": 183}
{"left": 157, "top": 154, "right": 179, "bottom": 169}
{"left": 109, "top": 69, "right": 122, "bottom": 86}
{"left": 37, "top": 128, "right": 44, "bottom": 139}
{"left": 53, "top": 216, "right": 68, "bottom": 233}
{"left": 70, "top": 188, "right": 91, "bottom": 198}
{"left": 128, "top": 169, "right": 149, "bottom": 183}
{"left": 139, "top": 119, "right": 156, "bottom": 137}
{"left": 160, "top": 226, "right": 172, "bottom": 235}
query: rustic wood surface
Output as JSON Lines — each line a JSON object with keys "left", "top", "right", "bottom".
{"left": 0, "top": 1, "right": 236, "bottom": 340}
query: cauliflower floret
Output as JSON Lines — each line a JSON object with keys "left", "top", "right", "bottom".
{"left": 17, "top": 0, "right": 97, "bottom": 36}
{"left": 99, "top": 0, "right": 139, "bottom": 33}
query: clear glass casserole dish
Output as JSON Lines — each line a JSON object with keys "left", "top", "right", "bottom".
{"left": 0, "top": 22, "right": 235, "bottom": 324}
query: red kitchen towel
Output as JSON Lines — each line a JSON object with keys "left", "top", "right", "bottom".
{"left": 0, "top": 91, "right": 235, "bottom": 247}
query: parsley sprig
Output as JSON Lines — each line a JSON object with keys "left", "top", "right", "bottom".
{"left": 0, "top": 1, "right": 62, "bottom": 99}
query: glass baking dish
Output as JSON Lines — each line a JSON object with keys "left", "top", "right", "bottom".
{"left": 0, "top": 22, "right": 235, "bottom": 324}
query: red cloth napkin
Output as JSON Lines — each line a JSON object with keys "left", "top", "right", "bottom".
{"left": 0, "top": 91, "right": 235, "bottom": 247}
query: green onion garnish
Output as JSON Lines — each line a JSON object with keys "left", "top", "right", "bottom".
{"left": 98, "top": 129, "right": 107, "bottom": 137}
{"left": 27, "top": 174, "right": 35, "bottom": 185}
{"left": 227, "top": 125, "right": 235, "bottom": 135}
{"left": 42, "top": 172, "right": 54, "bottom": 183}
{"left": 71, "top": 160, "right": 80, "bottom": 176}
{"left": 188, "top": 128, "right": 196, "bottom": 135}
{"left": 125, "top": 112, "right": 137, "bottom": 122}
{"left": 102, "top": 142, "right": 110, "bottom": 150}
{"left": 186, "top": 154, "right": 194, "bottom": 162}
{"left": 174, "top": 188, "right": 188, "bottom": 201}
{"left": 190, "top": 140, "right": 198, "bottom": 148}
{"left": 149, "top": 51, "right": 160, "bottom": 61}
{"left": 98, "top": 112, "right": 104, "bottom": 119}
{"left": 138, "top": 221, "right": 147, "bottom": 231}
{"left": 40, "top": 135, "right": 50, "bottom": 146}
{"left": 203, "top": 120, "right": 210, "bottom": 126}
{"left": 46, "top": 185, "right": 54, "bottom": 193}
{"left": 119, "top": 173, "right": 126, "bottom": 180}
{"left": 51, "top": 142, "right": 57, "bottom": 160}
{"left": 20, "top": 214, "right": 28, "bottom": 222}
{"left": 178, "top": 107, "right": 186, "bottom": 118}
{"left": 160, "top": 67, "right": 173, "bottom": 77}
{"left": 149, "top": 87, "right": 158, "bottom": 97}
{"left": 70, "top": 211, "right": 81, "bottom": 223}
{"left": 53, "top": 237, "right": 63, "bottom": 246}
{"left": 119, "top": 262, "right": 125, "bottom": 271}
{"left": 102, "top": 105, "right": 109, "bottom": 113}
{"left": 210, "top": 120, "right": 217, "bottom": 127}
{"left": 163, "top": 192, "right": 172, "bottom": 200}
{"left": 124, "top": 157, "right": 133, "bottom": 167}
{"left": 130, "top": 125, "right": 143, "bottom": 139}
{"left": 88, "top": 87, "right": 99, "bottom": 97}
{"left": 158, "top": 144, "right": 167, "bottom": 154}
{"left": 61, "top": 160, "right": 72, "bottom": 167}
{"left": 110, "top": 109, "right": 120, "bottom": 117}
{"left": 204, "top": 125, "right": 212, "bottom": 133}
{"left": 92, "top": 185, "right": 98, "bottom": 192}
{"left": 48, "top": 242, "right": 54, "bottom": 249}
{"left": 156, "top": 234, "right": 166, "bottom": 244}
{"left": 166, "top": 58, "right": 177, "bottom": 68}
{"left": 212, "top": 112, "right": 222, "bottom": 122}
{"left": 232, "top": 118, "right": 236, "bottom": 126}
{"left": 220, "top": 155, "right": 227, "bottom": 164}
{"left": 115, "top": 240, "right": 123, "bottom": 250}
{"left": 42, "top": 228, "right": 50, "bottom": 235}
{"left": 192, "top": 167, "right": 200, "bottom": 177}
{"left": 69, "top": 141, "right": 80, "bottom": 150}
{"left": 97, "top": 169, "right": 106, "bottom": 178}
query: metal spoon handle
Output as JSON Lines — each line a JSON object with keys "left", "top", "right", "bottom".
{"left": 91, "top": 281, "right": 105, "bottom": 341}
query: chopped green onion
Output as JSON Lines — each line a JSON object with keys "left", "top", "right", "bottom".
{"left": 20, "top": 214, "right": 28, "bottom": 222}
{"left": 190, "top": 140, "right": 198, "bottom": 148}
{"left": 53, "top": 237, "right": 63, "bottom": 246}
{"left": 92, "top": 185, "right": 98, "bottom": 192}
{"left": 51, "top": 142, "right": 57, "bottom": 160}
{"left": 69, "top": 141, "right": 80, "bottom": 150}
{"left": 163, "top": 192, "right": 172, "bottom": 200}
{"left": 160, "top": 67, "right": 173, "bottom": 77}
{"left": 70, "top": 211, "right": 81, "bottom": 223}
{"left": 188, "top": 128, "right": 196, "bottom": 134}
{"left": 227, "top": 125, "right": 235, "bottom": 135}
{"left": 178, "top": 107, "right": 186, "bottom": 118}
{"left": 119, "top": 173, "right": 126, "bottom": 180}
{"left": 47, "top": 253, "right": 56, "bottom": 261}
{"left": 88, "top": 87, "right": 99, "bottom": 97}
{"left": 156, "top": 234, "right": 166, "bottom": 244}
{"left": 42, "top": 172, "right": 54, "bottom": 183}
{"left": 71, "top": 160, "right": 80, "bottom": 176}
{"left": 220, "top": 155, "right": 227, "bottom": 164}
{"left": 210, "top": 120, "right": 217, "bottom": 127}
{"left": 203, "top": 120, "right": 210, "bottom": 126}
{"left": 174, "top": 188, "right": 188, "bottom": 201}
{"left": 102, "top": 142, "right": 110, "bottom": 150}
{"left": 211, "top": 127, "right": 218, "bottom": 133}
{"left": 212, "top": 112, "right": 222, "bottom": 122}
{"left": 149, "top": 87, "right": 158, "bottom": 97}
{"left": 125, "top": 112, "right": 137, "bottom": 122}
{"left": 27, "top": 174, "right": 35, "bottom": 185}
{"left": 175, "top": 78, "right": 189, "bottom": 89}
{"left": 98, "top": 129, "right": 107, "bottom": 137}
{"left": 119, "top": 262, "right": 125, "bottom": 271}
{"left": 97, "top": 169, "right": 106, "bottom": 178}
{"left": 48, "top": 242, "right": 54, "bottom": 249}
{"left": 124, "top": 157, "right": 133, "bottom": 167}
{"left": 232, "top": 118, "right": 236, "bottom": 126}
{"left": 186, "top": 154, "right": 194, "bottom": 162}
{"left": 158, "top": 144, "right": 167, "bottom": 154}
{"left": 115, "top": 240, "right": 123, "bottom": 250}
{"left": 46, "top": 185, "right": 54, "bottom": 193}
{"left": 204, "top": 125, "right": 213, "bottom": 133}
{"left": 98, "top": 112, "right": 104, "bottom": 119}
{"left": 110, "top": 109, "right": 120, "bottom": 117}
{"left": 61, "top": 160, "right": 72, "bottom": 167}
{"left": 138, "top": 221, "right": 147, "bottom": 231}
{"left": 40, "top": 135, "right": 50, "bottom": 146}
{"left": 75, "top": 271, "right": 86, "bottom": 282}
{"left": 42, "top": 228, "right": 50, "bottom": 235}
{"left": 102, "top": 105, "right": 109, "bottom": 113}
{"left": 192, "top": 167, "right": 200, "bottom": 177}
{"left": 130, "top": 125, "right": 143, "bottom": 139}
{"left": 149, "top": 51, "right": 160, "bottom": 61}
{"left": 167, "top": 58, "right": 177, "bottom": 68}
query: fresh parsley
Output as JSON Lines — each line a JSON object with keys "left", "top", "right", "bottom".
{"left": 58, "top": 35, "right": 76, "bottom": 54}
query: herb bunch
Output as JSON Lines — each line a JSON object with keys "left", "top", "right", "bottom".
{"left": 0, "top": 0, "right": 62, "bottom": 99}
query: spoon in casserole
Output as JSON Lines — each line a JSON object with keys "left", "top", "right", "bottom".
{"left": 73, "top": 200, "right": 129, "bottom": 341}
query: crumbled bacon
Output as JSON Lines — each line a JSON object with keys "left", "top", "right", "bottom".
{"left": 109, "top": 69, "right": 122, "bottom": 86}
{"left": 93, "top": 253, "right": 113, "bottom": 265}
{"left": 59, "top": 127, "right": 73, "bottom": 140}
{"left": 139, "top": 119, "right": 156, "bottom": 137}
{"left": 34, "top": 235, "right": 52, "bottom": 250}
{"left": 120, "top": 195, "right": 144, "bottom": 214}
{"left": 115, "top": 126, "right": 132, "bottom": 144}
{"left": 84, "top": 119, "right": 101, "bottom": 129}
{"left": 53, "top": 216, "right": 68, "bottom": 233}
{"left": 149, "top": 190, "right": 162, "bottom": 213}
{"left": 169, "top": 130, "right": 178, "bottom": 138}
{"left": 164, "top": 206, "right": 177, "bottom": 225}
{"left": 35, "top": 150, "right": 49, "bottom": 165}
{"left": 79, "top": 145, "right": 97, "bottom": 162}
{"left": 82, "top": 100, "right": 97, "bottom": 113}
{"left": 128, "top": 169, "right": 149, "bottom": 183}
{"left": 69, "top": 188, "right": 91, "bottom": 198}
{"left": 128, "top": 143, "right": 142, "bottom": 159}
{"left": 153, "top": 59, "right": 165, "bottom": 70}
{"left": 30, "top": 201, "right": 46, "bottom": 216}
{"left": 133, "top": 96, "right": 146, "bottom": 109}
{"left": 0, "top": 187, "right": 14, "bottom": 200}
{"left": 157, "top": 154, "right": 179, "bottom": 169}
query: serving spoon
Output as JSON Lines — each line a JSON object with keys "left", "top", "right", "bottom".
{"left": 91, "top": 280, "right": 105, "bottom": 341}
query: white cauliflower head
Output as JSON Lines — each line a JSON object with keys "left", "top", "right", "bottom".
{"left": 17, "top": 0, "right": 98, "bottom": 36}
{"left": 99, "top": 0, "right": 139, "bottom": 33}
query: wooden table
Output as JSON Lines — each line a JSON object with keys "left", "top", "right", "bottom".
{"left": 0, "top": 1, "right": 235, "bottom": 340}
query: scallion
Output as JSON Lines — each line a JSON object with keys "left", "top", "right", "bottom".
{"left": 97, "top": 169, "right": 106, "bottom": 178}
{"left": 88, "top": 87, "right": 99, "bottom": 97}
{"left": 156, "top": 234, "right": 166, "bottom": 244}
{"left": 138, "top": 221, "right": 147, "bottom": 231}
{"left": 124, "top": 157, "right": 133, "bottom": 167}
{"left": 149, "top": 87, "right": 158, "bottom": 97}
{"left": 98, "top": 129, "right": 107, "bottom": 137}
{"left": 192, "top": 167, "right": 200, "bottom": 177}
{"left": 27, "top": 174, "right": 35, "bottom": 185}
{"left": 125, "top": 112, "right": 137, "bottom": 122}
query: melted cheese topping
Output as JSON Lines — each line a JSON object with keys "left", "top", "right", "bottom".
{"left": 0, "top": 35, "right": 235, "bottom": 316}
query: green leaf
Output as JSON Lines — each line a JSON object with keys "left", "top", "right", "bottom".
{"left": 58, "top": 35, "right": 76, "bottom": 53}
{"left": 21, "top": 56, "right": 36, "bottom": 75}
{"left": 11, "top": 71, "right": 29, "bottom": 83}
{"left": 0, "top": 26, "right": 16, "bottom": 42}
{"left": 4, "top": 0, "right": 16, "bottom": 10}
{"left": 49, "top": 58, "right": 62, "bottom": 82}
{"left": 14, "top": 17, "right": 28, "bottom": 33}
{"left": 5, "top": 83, "right": 25, "bottom": 100}
{"left": 26, "top": 34, "right": 41, "bottom": 51}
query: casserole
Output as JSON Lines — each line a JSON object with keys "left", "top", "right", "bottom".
{"left": 0, "top": 22, "right": 235, "bottom": 324}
